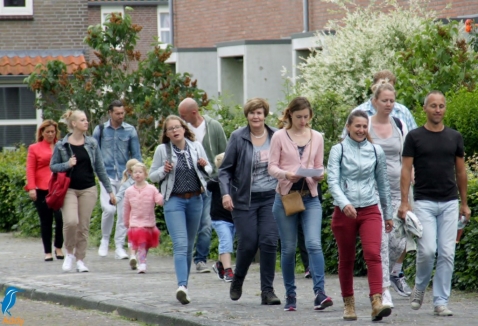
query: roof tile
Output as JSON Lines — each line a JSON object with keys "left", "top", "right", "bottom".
{"left": 0, "top": 55, "right": 87, "bottom": 75}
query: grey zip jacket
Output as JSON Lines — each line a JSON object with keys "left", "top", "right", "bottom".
{"left": 327, "top": 135, "right": 392, "bottom": 220}
{"left": 50, "top": 134, "right": 112, "bottom": 193}
{"left": 149, "top": 139, "right": 212, "bottom": 201}
{"left": 218, "top": 124, "right": 276, "bottom": 210}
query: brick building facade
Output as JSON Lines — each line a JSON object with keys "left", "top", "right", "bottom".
{"left": 169, "top": 0, "right": 478, "bottom": 110}
{"left": 174, "top": 0, "right": 478, "bottom": 48}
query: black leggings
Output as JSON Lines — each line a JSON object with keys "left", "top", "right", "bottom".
{"left": 34, "top": 189, "right": 63, "bottom": 254}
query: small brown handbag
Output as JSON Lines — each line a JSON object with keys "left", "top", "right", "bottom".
{"left": 280, "top": 132, "right": 312, "bottom": 216}
{"left": 281, "top": 188, "right": 306, "bottom": 216}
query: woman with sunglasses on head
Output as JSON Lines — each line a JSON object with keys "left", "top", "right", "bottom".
{"left": 25, "top": 120, "right": 64, "bottom": 262}
{"left": 150, "top": 115, "right": 212, "bottom": 305}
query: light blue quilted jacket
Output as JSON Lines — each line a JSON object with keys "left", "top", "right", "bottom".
{"left": 327, "top": 135, "right": 392, "bottom": 220}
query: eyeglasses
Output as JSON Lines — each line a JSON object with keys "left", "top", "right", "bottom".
{"left": 166, "top": 125, "right": 183, "bottom": 132}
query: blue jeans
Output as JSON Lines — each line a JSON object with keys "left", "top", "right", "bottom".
{"left": 212, "top": 220, "right": 235, "bottom": 254}
{"left": 164, "top": 194, "right": 203, "bottom": 287}
{"left": 273, "top": 193, "right": 325, "bottom": 296}
{"left": 413, "top": 199, "right": 458, "bottom": 306}
{"left": 194, "top": 190, "right": 212, "bottom": 264}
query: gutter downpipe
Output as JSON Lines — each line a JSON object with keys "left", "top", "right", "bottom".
{"left": 303, "top": 0, "right": 309, "bottom": 32}
{"left": 169, "top": 0, "right": 174, "bottom": 46}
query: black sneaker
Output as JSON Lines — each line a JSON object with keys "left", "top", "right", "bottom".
{"left": 224, "top": 268, "right": 234, "bottom": 283}
{"left": 261, "top": 290, "right": 281, "bottom": 305}
{"left": 314, "top": 291, "right": 333, "bottom": 310}
{"left": 304, "top": 267, "right": 312, "bottom": 279}
{"left": 230, "top": 275, "right": 244, "bottom": 301}
{"left": 212, "top": 261, "right": 224, "bottom": 280}
{"left": 284, "top": 294, "right": 297, "bottom": 311}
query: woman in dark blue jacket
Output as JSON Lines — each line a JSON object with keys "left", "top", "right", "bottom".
{"left": 218, "top": 98, "right": 280, "bottom": 305}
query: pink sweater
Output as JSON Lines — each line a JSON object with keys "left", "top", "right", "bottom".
{"left": 268, "top": 128, "right": 324, "bottom": 196}
{"left": 124, "top": 183, "right": 164, "bottom": 228}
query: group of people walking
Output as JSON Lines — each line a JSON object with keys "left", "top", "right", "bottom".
{"left": 25, "top": 69, "right": 470, "bottom": 321}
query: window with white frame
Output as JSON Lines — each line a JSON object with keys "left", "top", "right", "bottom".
{"left": 157, "top": 6, "right": 171, "bottom": 45}
{"left": 0, "top": 0, "right": 33, "bottom": 16}
{"left": 101, "top": 5, "right": 124, "bottom": 28}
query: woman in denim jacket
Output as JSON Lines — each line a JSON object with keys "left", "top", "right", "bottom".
{"left": 149, "top": 115, "right": 211, "bottom": 305}
{"left": 327, "top": 110, "right": 393, "bottom": 322}
{"left": 50, "top": 110, "right": 115, "bottom": 273}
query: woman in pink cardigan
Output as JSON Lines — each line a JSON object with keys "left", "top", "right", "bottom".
{"left": 268, "top": 97, "right": 332, "bottom": 312}
{"left": 124, "top": 163, "right": 164, "bottom": 273}
{"left": 25, "top": 120, "right": 64, "bottom": 262}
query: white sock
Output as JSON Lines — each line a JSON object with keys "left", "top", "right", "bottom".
{"left": 391, "top": 263, "right": 403, "bottom": 276}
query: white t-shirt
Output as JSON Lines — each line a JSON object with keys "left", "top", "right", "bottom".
{"left": 188, "top": 119, "right": 206, "bottom": 143}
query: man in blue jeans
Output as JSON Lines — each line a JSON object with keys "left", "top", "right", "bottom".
{"left": 178, "top": 98, "right": 228, "bottom": 273}
{"left": 399, "top": 91, "right": 470, "bottom": 316}
{"left": 93, "top": 100, "right": 142, "bottom": 260}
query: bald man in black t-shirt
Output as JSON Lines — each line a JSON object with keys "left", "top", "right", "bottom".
{"left": 398, "top": 91, "right": 470, "bottom": 317}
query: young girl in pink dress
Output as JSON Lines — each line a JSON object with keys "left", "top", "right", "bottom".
{"left": 124, "top": 163, "right": 164, "bottom": 273}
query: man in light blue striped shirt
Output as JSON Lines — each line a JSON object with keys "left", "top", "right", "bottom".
{"left": 342, "top": 70, "right": 417, "bottom": 138}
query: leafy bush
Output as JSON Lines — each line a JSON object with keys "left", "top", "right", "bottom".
{"left": 0, "top": 146, "right": 34, "bottom": 232}
{"left": 25, "top": 9, "right": 208, "bottom": 153}
{"left": 443, "top": 88, "right": 478, "bottom": 156}
{"left": 311, "top": 92, "right": 351, "bottom": 164}
{"left": 395, "top": 21, "right": 478, "bottom": 111}
{"left": 299, "top": 0, "right": 430, "bottom": 108}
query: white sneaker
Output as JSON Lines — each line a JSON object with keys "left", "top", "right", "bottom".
{"left": 138, "top": 263, "right": 146, "bottom": 274}
{"left": 62, "top": 254, "right": 75, "bottom": 272}
{"left": 129, "top": 255, "right": 137, "bottom": 270}
{"left": 76, "top": 260, "right": 89, "bottom": 272}
{"left": 98, "top": 239, "right": 109, "bottom": 257}
{"left": 176, "top": 286, "right": 191, "bottom": 305}
{"left": 434, "top": 305, "right": 453, "bottom": 316}
{"left": 115, "top": 247, "right": 128, "bottom": 260}
{"left": 382, "top": 288, "right": 394, "bottom": 308}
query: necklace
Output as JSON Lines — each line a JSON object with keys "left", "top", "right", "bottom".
{"left": 292, "top": 130, "right": 306, "bottom": 137}
{"left": 250, "top": 130, "right": 266, "bottom": 139}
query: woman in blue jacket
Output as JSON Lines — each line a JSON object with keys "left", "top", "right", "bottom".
{"left": 327, "top": 110, "right": 393, "bottom": 322}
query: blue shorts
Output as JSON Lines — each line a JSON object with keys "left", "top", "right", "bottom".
{"left": 211, "top": 220, "right": 235, "bottom": 255}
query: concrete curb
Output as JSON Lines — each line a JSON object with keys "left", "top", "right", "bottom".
{"left": 0, "top": 282, "right": 212, "bottom": 326}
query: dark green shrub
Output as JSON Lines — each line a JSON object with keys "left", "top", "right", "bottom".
{"left": 396, "top": 20, "right": 478, "bottom": 112}
{"left": 444, "top": 87, "right": 478, "bottom": 156}
{"left": 0, "top": 146, "right": 30, "bottom": 232}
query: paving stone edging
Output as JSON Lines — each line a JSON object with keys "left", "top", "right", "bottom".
{"left": 0, "top": 282, "right": 210, "bottom": 326}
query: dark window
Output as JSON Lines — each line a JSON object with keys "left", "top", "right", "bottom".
{"left": 4, "top": 0, "right": 26, "bottom": 7}
{"left": 0, "top": 125, "right": 36, "bottom": 148}
{"left": 0, "top": 87, "right": 36, "bottom": 120}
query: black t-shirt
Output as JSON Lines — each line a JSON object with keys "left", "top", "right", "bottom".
{"left": 402, "top": 126, "right": 464, "bottom": 201}
{"left": 69, "top": 144, "right": 96, "bottom": 190}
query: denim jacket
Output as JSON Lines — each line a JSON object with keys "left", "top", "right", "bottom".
{"left": 92, "top": 120, "right": 142, "bottom": 180}
{"left": 149, "top": 139, "right": 212, "bottom": 201}
{"left": 327, "top": 135, "right": 392, "bottom": 220}
{"left": 50, "top": 134, "right": 112, "bottom": 193}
